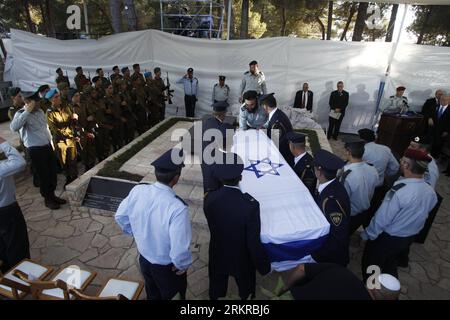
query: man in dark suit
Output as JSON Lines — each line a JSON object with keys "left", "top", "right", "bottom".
{"left": 204, "top": 153, "right": 271, "bottom": 300}
{"left": 311, "top": 149, "right": 350, "bottom": 267}
{"left": 431, "top": 95, "right": 450, "bottom": 159}
{"left": 201, "top": 101, "right": 234, "bottom": 194}
{"left": 421, "top": 89, "right": 444, "bottom": 137}
{"left": 260, "top": 93, "right": 294, "bottom": 165}
{"left": 327, "top": 81, "right": 349, "bottom": 140}
{"left": 293, "top": 83, "right": 314, "bottom": 111}
{"left": 286, "top": 132, "right": 316, "bottom": 195}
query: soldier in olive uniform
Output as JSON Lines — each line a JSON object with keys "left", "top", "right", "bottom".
{"left": 131, "top": 77, "right": 150, "bottom": 134}
{"left": 122, "top": 67, "right": 133, "bottom": 92}
{"left": 57, "top": 82, "right": 71, "bottom": 108}
{"left": 110, "top": 66, "right": 123, "bottom": 85}
{"left": 104, "top": 84, "right": 125, "bottom": 152}
{"left": 116, "top": 79, "right": 138, "bottom": 144}
{"left": 131, "top": 63, "right": 145, "bottom": 85}
{"left": 45, "top": 89, "right": 79, "bottom": 186}
{"left": 144, "top": 72, "right": 162, "bottom": 126}
{"left": 154, "top": 67, "right": 167, "bottom": 121}
{"left": 74, "top": 67, "right": 92, "bottom": 93}
{"left": 55, "top": 68, "right": 70, "bottom": 87}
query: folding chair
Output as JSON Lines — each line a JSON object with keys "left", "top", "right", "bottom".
{"left": 69, "top": 278, "right": 144, "bottom": 300}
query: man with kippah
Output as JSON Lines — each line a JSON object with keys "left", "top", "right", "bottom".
{"left": 361, "top": 148, "right": 437, "bottom": 281}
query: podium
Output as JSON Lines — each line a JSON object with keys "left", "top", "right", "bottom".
{"left": 377, "top": 113, "right": 425, "bottom": 158}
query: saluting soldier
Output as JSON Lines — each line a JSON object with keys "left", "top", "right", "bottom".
{"left": 45, "top": 89, "right": 78, "bottom": 186}
{"left": 8, "top": 87, "right": 24, "bottom": 121}
{"left": 239, "top": 60, "right": 267, "bottom": 103}
{"left": 116, "top": 148, "right": 192, "bottom": 300}
{"left": 55, "top": 68, "right": 70, "bottom": 87}
{"left": 154, "top": 67, "right": 167, "bottom": 121}
{"left": 361, "top": 148, "right": 437, "bottom": 280}
{"left": 104, "top": 84, "right": 125, "bottom": 152}
{"left": 286, "top": 132, "right": 317, "bottom": 195}
{"left": 74, "top": 67, "right": 91, "bottom": 93}
{"left": 212, "top": 75, "right": 230, "bottom": 104}
{"left": 383, "top": 86, "right": 409, "bottom": 114}
{"left": 204, "top": 153, "right": 271, "bottom": 300}
{"left": 116, "top": 79, "right": 137, "bottom": 144}
{"left": 311, "top": 149, "right": 350, "bottom": 267}
{"left": 239, "top": 90, "right": 268, "bottom": 131}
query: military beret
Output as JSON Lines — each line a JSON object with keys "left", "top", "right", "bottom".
{"left": 8, "top": 87, "right": 21, "bottom": 98}
{"left": 358, "top": 128, "right": 376, "bottom": 142}
{"left": 56, "top": 67, "right": 62, "bottom": 73}
{"left": 57, "top": 82, "right": 68, "bottom": 91}
{"left": 403, "top": 148, "right": 431, "bottom": 163}
{"left": 151, "top": 148, "right": 185, "bottom": 173}
{"left": 396, "top": 86, "right": 406, "bottom": 91}
{"left": 96, "top": 68, "right": 103, "bottom": 74}
{"left": 121, "top": 67, "right": 129, "bottom": 73}
{"left": 22, "top": 90, "right": 40, "bottom": 101}
{"left": 286, "top": 132, "right": 306, "bottom": 144}
{"left": 212, "top": 101, "right": 229, "bottom": 112}
{"left": 249, "top": 60, "right": 258, "bottom": 66}
{"left": 45, "top": 88, "right": 59, "bottom": 100}
{"left": 219, "top": 75, "right": 226, "bottom": 81}
{"left": 38, "top": 84, "right": 50, "bottom": 93}
{"left": 144, "top": 72, "right": 152, "bottom": 78}
{"left": 213, "top": 153, "right": 244, "bottom": 180}
{"left": 314, "top": 149, "right": 345, "bottom": 171}
{"left": 412, "top": 135, "right": 431, "bottom": 146}
{"left": 187, "top": 68, "right": 194, "bottom": 73}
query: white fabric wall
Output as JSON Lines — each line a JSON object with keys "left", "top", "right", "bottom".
{"left": 4, "top": 29, "right": 450, "bottom": 133}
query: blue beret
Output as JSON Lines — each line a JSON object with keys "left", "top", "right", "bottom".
{"left": 144, "top": 72, "right": 152, "bottom": 78}
{"left": 45, "top": 88, "right": 59, "bottom": 100}
{"left": 286, "top": 132, "right": 306, "bottom": 144}
{"left": 314, "top": 149, "right": 345, "bottom": 171}
{"left": 151, "top": 148, "right": 185, "bottom": 173}
{"left": 213, "top": 153, "right": 244, "bottom": 180}
{"left": 212, "top": 101, "right": 229, "bottom": 112}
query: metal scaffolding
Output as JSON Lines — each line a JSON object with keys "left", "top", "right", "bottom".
{"left": 160, "top": 0, "right": 225, "bottom": 39}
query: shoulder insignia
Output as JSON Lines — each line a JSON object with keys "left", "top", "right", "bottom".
{"left": 385, "top": 183, "right": 406, "bottom": 201}
{"left": 339, "top": 169, "right": 352, "bottom": 184}
{"left": 244, "top": 71, "right": 250, "bottom": 75}
{"left": 214, "top": 83, "right": 218, "bottom": 87}
{"left": 241, "top": 106, "right": 247, "bottom": 112}
{"left": 243, "top": 192, "right": 256, "bottom": 202}
{"left": 390, "top": 95, "right": 395, "bottom": 98}
{"left": 18, "top": 109, "right": 25, "bottom": 114}
{"left": 367, "top": 162, "right": 374, "bottom": 166}
{"left": 175, "top": 195, "right": 188, "bottom": 207}
{"left": 329, "top": 212, "right": 343, "bottom": 227}
{"left": 225, "top": 85, "right": 230, "bottom": 89}
{"left": 259, "top": 71, "right": 264, "bottom": 76}
{"left": 138, "top": 182, "right": 150, "bottom": 185}
{"left": 403, "top": 97, "right": 408, "bottom": 101}
{"left": 322, "top": 196, "right": 347, "bottom": 219}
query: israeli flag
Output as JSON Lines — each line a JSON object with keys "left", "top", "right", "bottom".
{"left": 232, "top": 130, "right": 330, "bottom": 272}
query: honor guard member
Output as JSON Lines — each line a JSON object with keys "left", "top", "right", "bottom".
{"left": 0, "top": 136, "right": 30, "bottom": 273}
{"left": 116, "top": 79, "right": 138, "bottom": 143}
{"left": 239, "top": 60, "right": 267, "bottom": 103}
{"left": 8, "top": 87, "right": 24, "bottom": 121}
{"left": 104, "top": 84, "right": 125, "bottom": 152}
{"left": 110, "top": 66, "right": 123, "bottom": 84}
{"left": 339, "top": 140, "right": 379, "bottom": 234}
{"left": 116, "top": 148, "right": 192, "bottom": 300}
{"left": 121, "top": 67, "right": 133, "bottom": 91}
{"left": 10, "top": 90, "right": 66, "bottom": 210}
{"left": 361, "top": 149, "right": 437, "bottom": 280}
{"left": 383, "top": 86, "right": 409, "bottom": 114}
{"left": 55, "top": 68, "right": 70, "bottom": 87}
{"left": 45, "top": 89, "right": 79, "bottom": 186}
{"left": 311, "top": 149, "right": 350, "bottom": 267}
{"left": 37, "top": 85, "right": 51, "bottom": 113}
{"left": 201, "top": 101, "right": 235, "bottom": 194}
{"left": 177, "top": 68, "right": 199, "bottom": 118}
{"left": 212, "top": 75, "right": 230, "bottom": 103}
{"left": 154, "top": 67, "right": 167, "bottom": 120}
{"left": 57, "top": 82, "right": 71, "bottom": 107}
{"left": 144, "top": 71, "right": 162, "bottom": 126}
{"left": 131, "top": 63, "right": 145, "bottom": 85}
{"left": 286, "top": 132, "right": 316, "bottom": 195}
{"left": 409, "top": 135, "right": 439, "bottom": 189}
{"left": 74, "top": 67, "right": 91, "bottom": 93}
{"left": 239, "top": 90, "right": 268, "bottom": 130}
{"left": 260, "top": 93, "right": 294, "bottom": 165}
{"left": 94, "top": 68, "right": 111, "bottom": 89}
{"left": 204, "top": 153, "right": 271, "bottom": 300}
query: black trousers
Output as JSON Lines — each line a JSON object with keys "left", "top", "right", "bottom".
{"left": 361, "top": 232, "right": 414, "bottom": 282}
{"left": 139, "top": 255, "right": 187, "bottom": 300}
{"left": 27, "top": 145, "right": 58, "bottom": 199}
{"left": 184, "top": 95, "right": 197, "bottom": 118}
{"left": 349, "top": 212, "right": 367, "bottom": 235}
{"left": 327, "top": 114, "right": 345, "bottom": 139}
{"left": 0, "top": 202, "right": 30, "bottom": 273}
{"left": 364, "top": 185, "right": 389, "bottom": 228}
{"left": 209, "top": 270, "right": 256, "bottom": 300}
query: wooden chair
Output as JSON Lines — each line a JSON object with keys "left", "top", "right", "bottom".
{"left": 13, "top": 265, "right": 96, "bottom": 300}
{"left": 0, "top": 259, "right": 53, "bottom": 299}
{"left": 69, "top": 278, "right": 144, "bottom": 301}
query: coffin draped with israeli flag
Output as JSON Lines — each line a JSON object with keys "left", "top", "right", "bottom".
{"left": 232, "top": 130, "right": 330, "bottom": 272}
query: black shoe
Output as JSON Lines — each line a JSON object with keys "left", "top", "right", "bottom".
{"left": 52, "top": 196, "right": 67, "bottom": 205}
{"left": 45, "top": 198, "right": 60, "bottom": 210}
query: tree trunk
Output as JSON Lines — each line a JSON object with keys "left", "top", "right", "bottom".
{"left": 315, "top": 16, "right": 326, "bottom": 40}
{"left": 326, "top": 1, "right": 333, "bottom": 40}
{"left": 340, "top": 2, "right": 357, "bottom": 41}
{"left": 352, "top": 2, "right": 369, "bottom": 41}
{"left": 280, "top": 6, "right": 287, "bottom": 36}
{"left": 240, "top": 0, "right": 249, "bottom": 39}
{"left": 38, "top": 1, "right": 49, "bottom": 35}
{"left": 123, "top": 0, "right": 138, "bottom": 31}
{"left": 45, "top": 0, "right": 56, "bottom": 37}
{"left": 385, "top": 4, "right": 398, "bottom": 42}
{"left": 109, "top": 0, "right": 122, "bottom": 33}
{"left": 417, "top": 6, "right": 432, "bottom": 45}
{"left": 22, "top": 0, "right": 35, "bottom": 33}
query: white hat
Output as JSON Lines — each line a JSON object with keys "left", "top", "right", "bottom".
{"left": 378, "top": 274, "right": 401, "bottom": 291}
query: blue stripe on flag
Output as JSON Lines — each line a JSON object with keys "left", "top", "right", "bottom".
{"left": 263, "top": 235, "right": 328, "bottom": 263}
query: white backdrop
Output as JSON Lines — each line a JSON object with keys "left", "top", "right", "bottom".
{"left": 4, "top": 29, "right": 450, "bottom": 133}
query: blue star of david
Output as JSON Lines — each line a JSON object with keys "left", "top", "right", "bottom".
{"left": 244, "top": 157, "right": 284, "bottom": 178}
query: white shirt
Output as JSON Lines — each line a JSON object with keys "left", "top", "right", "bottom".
{"left": 268, "top": 107, "right": 278, "bottom": 122}
{"left": 438, "top": 104, "right": 448, "bottom": 117}
{"left": 318, "top": 178, "right": 335, "bottom": 195}
{"left": 294, "top": 152, "right": 307, "bottom": 166}
{"left": 302, "top": 91, "right": 308, "bottom": 108}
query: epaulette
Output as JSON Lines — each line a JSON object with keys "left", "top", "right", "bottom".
{"left": 403, "top": 96, "right": 408, "bottom": 101}
{"left": 385, "top": 183, "right": 406, "bottom": 201}
{"left": 367, "top": 162, "right": 374, "bottom": 166}
{"left": 243, "top": 193, "right": 256, "bottom": 203}
{"left": 259, "top": 71, "right": 264, "bottom": 76}
{"left": 244, "top": 71, "right": 250, "bottom": 75}
{"left": 225, "top": 85, "right": 230, "bottom": 89}
{"left": 339, "top": 169, "right": 352, "bottom": 184}
{"left": 214, "top": 83, "right": 218, "bottom": 87}
{"left": 241, "top": 106, "right": 247, "bottom": 112}
{"left": 18, "top": 109, "right": 25, "bottom": 114}
{"left": 138, "top": 182, "right": 150, "bottom": 185}
{"left": 390, "top": 95, "right": 395, "bottom": 98}
{"left": 175, "top": 195, "right": 188, "bottom": 207}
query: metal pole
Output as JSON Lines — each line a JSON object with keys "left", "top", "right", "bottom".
{"left": 386, "top": 4, "right": 409, "bottom": 76}
{"left": 160, "top": 0, "right": 164, "bottom": 32}
{"left": 209, "top": 1, "right": 213, "bottom": 39}
{"left": 83, "top": 0, "right": 90, "bottom": 35}
{"left": 226, "top": 0, "right": 232, "bottom": 40}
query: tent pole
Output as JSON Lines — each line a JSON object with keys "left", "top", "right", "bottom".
{"left": 160, "top": 1, "right": 164, "bottom": 32}
{"left": 83, "top": 0, "right": 90, "bottom": 35}
{"left": 227, "top": 0, "right": 232, "bottom": 40}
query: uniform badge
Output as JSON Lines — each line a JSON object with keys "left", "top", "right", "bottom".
{"left": 330, "top": 212, "right": 343, "bottom": 226}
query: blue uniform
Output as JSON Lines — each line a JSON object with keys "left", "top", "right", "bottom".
{"left": 424, "top": 156, "right": 439, "bottom": 189}
{"left": 239, "top": 103, "right": 268, "bottom": 130}
{"left": 267, "top": 108, "right": 294, "bottom": 165}
{"left": 363, "top": 142, "right": 399, "bottom": 187}
{"left": 291, "top": 152, "right": 316, "bottom": 195}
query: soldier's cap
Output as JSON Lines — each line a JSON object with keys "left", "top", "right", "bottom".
{"left": 92, "top": 76, "right": 100, "bottom": 83}
{"left": 358, "top": 128, "right": 376, "bottom": 142}
{"left": 76, "top": 66, "right": 83, "bottom": 72}
{"left": 378, "top": 274, "right": 401, "bottom": 292}
{"left": 96, "top": 68, "right": 103, "bottom": 74}
{"left": 412, "top": 135, "right": 431, "bottom": 146}
{"left": 212, "top": 101, "right": 229, "bottom": 112}
{"left": 45, "top": 88, "right": 59, "bottom": 100}
{"left": 249, "top": 60, "right": 258, "bottom": 66}
{"left": 22, "top": 90, "right": 40, "bottom": 101}
{"left": 396, "top": 86, "right": 406, "bottom": 91}
{"left": 57, "top": 82, "right": 68, "bottom": 91}
{"left": 219, "top": 75, "right": 226, "bottom": 81}
{"left": 187, "top": 68, "right": 194, "bottom": 73}
{"left": 133, "top": 64, "right": 140, "bottom": 69}
{"left": 151, "top": 148, "right": 185, "bottom": 173}
{"left": 121, "top": 67, "right": 129, "bottom": 73}
{"left": 56, "top": 67, "right": 62, "bottom": 73}
{"left": 314, "top": 149, "right": 345, "bottom": 171}
{"left": 214, "top": 153, "right": 244, "bottom": 181}
{"left": 144, "top": 72, "right": 152, "bottom": 78}
{"left": 8, "top": 87, "right": 21, "bottom": 98}
{"left": 286, "top": 132, "right": 306, "bottom": 144}
{"left": 38, "top": 84, "right": 50, "bottom": 94}
{"left": 403, "top": 148, "right": 431, "bottom": 163}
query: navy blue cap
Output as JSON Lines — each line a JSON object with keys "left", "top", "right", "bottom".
{"left": 259, "top": 92, "right": 275, "bottom": 102}
{"left": 314, "top": 149, "right": 345, "bottom": 171}
{"left": 187, "top": 68, "right": 194, "bottom": 73}
{"left": 219, "top": 75, "right": 226, "bottom": 81}
{"left": 214, "top": 153, "right": 244, "bottom": 180}
{"left": 22, "top": 90, "right": 40, "bottom": 101}
{"left": 151, "top": 148, "right": 185, "bottom": 173}
{"left": 144, "top": 72, "right": 152, "bottom": 78}
{"left": 249, "top": 60, "right": 258, "bottom": 66}
{"left": 286, "top": 132, "right": 306, "bottom": 144}
{"left": 212, "top": 101, "right": 229, "bottom": 112}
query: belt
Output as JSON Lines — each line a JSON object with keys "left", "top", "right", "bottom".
{"left": 27, "top": 144, "right": 52, "bottom": 150}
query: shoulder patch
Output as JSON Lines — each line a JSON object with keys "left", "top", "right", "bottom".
{"left": 244, "top": 71, "right": 250, "bottom": 75}
{"left": 243, "top": 193, "right": 256, "bottom": 202}
{"left": 385, "top": 183, "right": 406, "bottom": 201}
{"left": 175, "top": 195, "right": 188, "bottom": 207}
{"left": 329, "top": 212, "right": 343, "bottom": 227}
{"left": 390, "top": 95, "right": 395, "bottom": 98}
{"left": 259, "top": 71, "right": 264, "bottom": 76}
{"left": 339, "top": 169, "right": 352, "bottom": 184}
{"left": 214, "top": 83, "right": 218, "bottom": 87}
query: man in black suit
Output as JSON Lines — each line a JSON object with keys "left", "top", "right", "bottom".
{"left": 421, "top": 89, "right": 445, "bottom": 137}
{"left": 293, "top": 83, "right": 314, "bottom": 111}
{"left": 260, "top": 93, "right": 294, "bottom": 165}
{"left": 327, "top": 81, "right": 349, "bottom": 140}
{"left": 311, "top": 149, "right": 350, "bottom": 267}
{"left": 204, "top": 153, "right": 271, "bottom": 300}
{"left": 431, "top": 95, "right": 450, "bottom": 159}
{"left": 286, "top": 132, "right": 316, "bottom": 195}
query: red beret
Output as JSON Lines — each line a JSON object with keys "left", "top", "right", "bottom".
{"left": 403, "top": 148, "right": 431, "bottom": 162}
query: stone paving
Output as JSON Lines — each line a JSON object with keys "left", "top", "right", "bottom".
{"left": 1, "top": 119, "right": 450, "bottom": 300}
